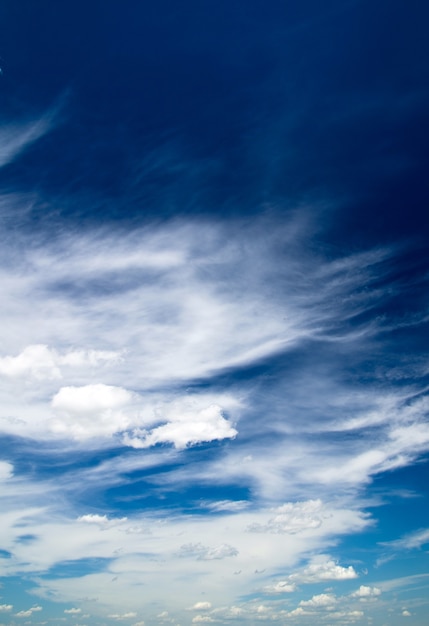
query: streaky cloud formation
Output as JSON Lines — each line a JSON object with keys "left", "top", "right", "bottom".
{"left": 0, "top": 0, "right": 428, "bottom": 624}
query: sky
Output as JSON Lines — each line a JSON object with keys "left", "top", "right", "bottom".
{"left": 0, "top": 1, "right": 428, "bottom": 625}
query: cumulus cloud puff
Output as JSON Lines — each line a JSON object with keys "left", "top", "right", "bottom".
{"left": 189, "top": 602, "right": 212, "bottom": 611}
{"left": 351, "top": 585, "right": 381, "bottom": 598}
{"left": 178, "top": 542, "right": 238, "bottom": 560}
{"left": 248, "top": 499, "right": 325, "bottom": 534}
{"left": 123, "top": 404, "right": 237, "bottom": 449}
{"left": 289, "top": 556, "right": 358, "bottom": 583}
{"left": 299, "top": 593, "right": 337, "bottom": 607}
{"left": 51, "top": 384, "right": 135, "bottom": 439}
{"left": 0, "top": 345, "right": 120, "bottom": 381}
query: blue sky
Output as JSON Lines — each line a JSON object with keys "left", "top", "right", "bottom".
{"left": 0, "top": 1, "right": 428, "bottom": 624}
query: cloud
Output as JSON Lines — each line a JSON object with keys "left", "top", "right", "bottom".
{"left": 77, "top": 514, "right": 127, "bottom": 527}
{"left": 264, "top": 581, "right": 296, "bottom": 593}
{"left": 381, "top": 527, "right": 429, "bottom": 550}
{"left": 0, "top": 605, "right": 13, "bottom": 612}
{"left": 108, "top": 613, "right": 138, "bottom": 620}
{"left": 0, "top": 462, "right": 13, "bottom": 481}
{"left": 189, "top": 602, "right": 212, "bottom": 611}
{"left": 248, "top": 499, "right": 325, "bottom": 534}
{"left": 351, "top": 585, "right": 381, "bottom": 598}
{"left": 0, "top": 115, "right": 54, "bottom": 169}
{"left": 178, "top": 542, "right": 238, "bottom": 560}
{"left": 289, "top": 556, "right": 358, "bottom": 583}
{"left": 204, "top": 500, "right": 249, "bottom": 512}
{"left": 123, "top": 404, "right": 237, "bottom": 449}
{"left": 51, "top": 384, "right": 135, "bottom": 439}
{"left": 192, "top": 616, "right": 215, "bottom": 623}
{"left": 15, "top": 605, "right": 42, "bottom": 617}
{"left": 402, "top": 609, "right": 411, "bottom": 617}
{"left": 299, "top": 593, "right": 337, "bottom": 607}
{"left": 0, "top": 345, "right": 121, "bottom": 381}
{"left": 64, "top": 607, "right": 82, "bottom": 614}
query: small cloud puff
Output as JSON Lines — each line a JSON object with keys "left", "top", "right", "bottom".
{"left": 299, "top": 593, "right": 337, "bottom": 607}
{"left": 15, "top": 605, "right": 42, "bottom": 617}
{"left": 248, "top": 499, "right": 324, "bottom": 534}
{"left": 0, "top": 461, "right": 13, "bottom": 481}
{"left": 402, "top": 609, "right": 411, "bottom": 616}
{"left": 0, "top": 344, "right": 121, "bottom": 381}
{"left": 264, "top": 581, "right": 296, "bottom": 593}
{"left": 204, "top": 500, "right": 249, "bottom": 512}
{"left": 123, "top": 404, "right": 237, "bottom": 449}
{"left": 77, "top": 514, "right": 128, "bottom": 527}
{"left": 108, "top": 612, "right": 138, "bottom": 620}
{"left": 178, "top": 542, "right": 238, "bottom": 560}
{"left": 351, "top": 585, "right": 381, "bottom": 598}
{"left": 64, "top": 607, "right": 82, "bottom": 614}
{"left": 192, "top": 617, "right": 215, "bottom": 623}
{"left": 289, "top": 556, "right": 358, "bottom": 583}
{"left": 0, "top": 604, "right": 13, "bottom": 612}
{"left": 189, "top": 602, "right": 212, "bottom": 611}
{"left": 51, "top": 383, "right": 135, "bottom": 439}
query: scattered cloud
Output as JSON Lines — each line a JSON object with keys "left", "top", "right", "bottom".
{"left": 64, "top": 607, "right": 82, "bottom": 613}
{"left": 382, "top": 527, "right": 429, "bottom": 551}
{"left": 0, "top": 345, "right": 121, "bottom": 381}
{"left": 0, "top": 605, "right": 13, "bottom": 612}
{"left": 189, "top": 602, "right": 212, "bottom": 611}
{"left": 248, "top": 499, "right": 325, "bottom": 534}
{"left": 264, "top": 581, "right": 297, "bottom": 593}
{"left": 178, "top": 542, "right": 238, "bottom": 560}
{"left": 289, "top": 556, "right": 358, "bottom": 583}
{"left": 351, "top": 585, "right": 381, "bottom": 598}
{"left": 15, "top": 605, "right": 42, "bottom": 617}
{"left": 299, "top": 593, "right": 337, "bottom": 607}
{"left": 123, "top": 404, "right": 237, "bottom": 449}
{"left": 77, "top": 514, "right": 128, "bottom": 526}
{"left": 203, "top": 500, "right": 249, "bottom": 513}
{"left": 0, "top": 461, "right": 13, "bottom": 481}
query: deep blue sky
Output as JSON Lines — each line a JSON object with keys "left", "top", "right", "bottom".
{"left": 0, "top": 1, "right": 428, "bottom": 625}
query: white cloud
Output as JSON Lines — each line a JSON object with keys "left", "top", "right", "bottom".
{"left": 288, "top": 607, "right": 311, "bottom": 616}
{"left": 299, "top": 593, "right": 337, "bottom": 607}
{"left": 264, "top": 581, "right": 296, "bottom": 593}
{"left": 204, "top": 500, "right": 249, "bottom": 512}
{"left": 108, "top": 612, "right": 138, "bottom": 620}
{"left": 123, "top": 404, "right": 237, "bottom": 449}
{"left": 192, "top": 616, "right": 215, "bottom": 623}
{"left": 178, "top": 542, "right": 238, "bottom": 560}
{"left": 0, "top": 345, "right": 121, "bottom": 381}
{"left": 351, "top": 585, "right": 381, "bottom": 598}
{"left": 382, "top": 527, "right": 429, "bottom": 550}
{"left": 248, "top": 499, "right": 324, "bottom": 534}
{"left": 0, "top": 344, "right": 62, "bottom": 380}
{"left": 289, "top": 556, "right": 358, "bottom": 583}
{"left": 0, "top": 115, "right": 54, "bottom": 169}
{"left": 0, "top": 605, "right": 13, "bottom": 612}
{"left": 77, "top": 514, "right": 127, "bottom": 527}
{"left": 0, "top": 462, "right": 13, "bottom": 481}
{"left": 51, "top": 384, "right": 135, "bottom": 439}
{"left": 189, "top": 602, "right": 212, "bottom": 611}
{"left": 15, "top": 605, "right": 42, "bottom": 617}
{"left": 64, "top": 607, "right": 81, "bottom": 613}
{"left": 402, "top": 609, "right": 411, "bottom": 616}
